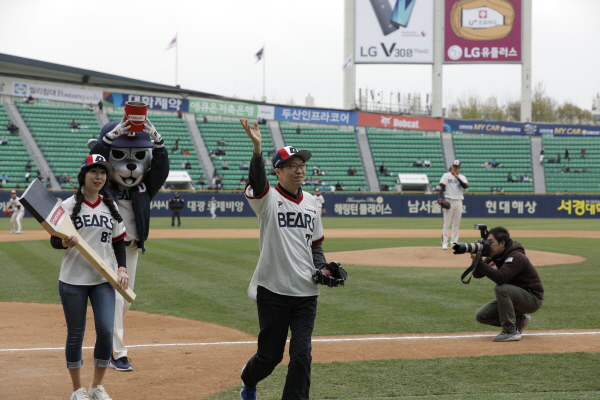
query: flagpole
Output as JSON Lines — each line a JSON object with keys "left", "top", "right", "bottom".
{"left": 175, "top": 33, "right": 179, "bottom": 86}
{"left": 262, "top": 45, "right": 266, "bottom": 101}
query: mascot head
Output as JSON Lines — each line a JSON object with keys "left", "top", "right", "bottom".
{"left": 87, "top": 121, "right": 154, "bottom": 188}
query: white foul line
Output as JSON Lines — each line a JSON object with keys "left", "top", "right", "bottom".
{"left": 2, "top": 331, "right": 599, "bottom": 353}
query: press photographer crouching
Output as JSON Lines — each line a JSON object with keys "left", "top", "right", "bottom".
{"left": 458, "top": 226, "right": 544, "bottom": 342}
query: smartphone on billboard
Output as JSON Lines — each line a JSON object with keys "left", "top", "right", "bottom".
{"left": 369, "top": 0, "right": 399, "bottom": 36}
{"left": 390, "top": 0, "right": 416, "bottom": 28}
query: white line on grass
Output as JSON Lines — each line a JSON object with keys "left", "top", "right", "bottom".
{"left": 2, "top": 331, "right": 599, "bottom": 353}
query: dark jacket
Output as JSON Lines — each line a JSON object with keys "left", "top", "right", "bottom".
{"left": 90, "top": 141, "right": 169, "bottom": 252}
{"left": 473, "top": 240, "right": 544, "bottom": 300}
{"left": 169, "top": 197, "right": 185, "bottom": 210}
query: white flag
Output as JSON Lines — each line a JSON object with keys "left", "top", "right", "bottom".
{"left": 342, "top": 55, "right": 353, "bottom": 70}
{"left": 165, "top": 35, "right": 177, "bottom": 51}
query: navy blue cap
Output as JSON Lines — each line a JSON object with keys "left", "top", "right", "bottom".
{"left": 272, "top": 146, "right": 312, "bottom": 168}
{"left": 100, "top": 120, "right": 154, "bottom": 148}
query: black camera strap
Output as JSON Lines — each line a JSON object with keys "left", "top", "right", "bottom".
{"left": 461, "top": 250, "right": 483, "bottom": 284}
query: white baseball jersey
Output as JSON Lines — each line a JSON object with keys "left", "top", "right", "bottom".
{"left": 8, "top": 196, "right": 24, "bottom": 214}
{"left": 439, "top": 172, "right": 468, "bottom": 200}
{"left": 210, "top": 199, "right": 217, "bottom": 211}
{"left": 245, "top": 184, "right": 324, "bottom": 301}
{"left": 314, "top": 194, "right": 325, "bottom": 209}
{"left": 58, "top": 195, "right": 127, "bottom": 285}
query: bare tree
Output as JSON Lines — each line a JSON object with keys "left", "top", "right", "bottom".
{"left": 531, "top": 82, "right": 557, "bottom": 122}
{"left": 556, "top": 102, "right": 594, "bottom": 125}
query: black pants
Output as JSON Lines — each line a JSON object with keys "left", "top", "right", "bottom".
{"left": 242, "top": 286, "right": 318, "bottom": 400}
{"left": 171, "top": 209, "right": 181, "bottom": 226}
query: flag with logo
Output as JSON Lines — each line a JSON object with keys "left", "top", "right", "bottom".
{"left": 165, "top": 35, "right": 177, "bottom": 51}
{"left": 255, "top": 47, "right": 264, "bottom": 63}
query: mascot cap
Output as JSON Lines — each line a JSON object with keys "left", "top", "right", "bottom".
{"left": 99, "top": 120, "right": 154, "bottom": 148}
{"left": 272, "top": 146, "right": 312, "bottom": 168}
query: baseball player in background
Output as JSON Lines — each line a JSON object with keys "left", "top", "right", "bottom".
{"left": 169, "top": 192, "right": 184, "bottom": 227}
{"left": 50, "top": 155, "right": 128, "bottom": 400}
{"left": 239, "top": 118, "right": 331, "bottom": 400}
{"left": 438, "top": 160, "right": 468, "bottom": 250}
{"left": 313, "top": 187, "right": 325, "bottom": 216}
{"left": 209, "top": 197, "right": 217, "bottom": 219}
{"left": 8, "top": 189, "right": 24, "bottom": 234}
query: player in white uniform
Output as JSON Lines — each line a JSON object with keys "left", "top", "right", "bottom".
{"left": 210, "top": 197, "right": 218, "bottom": 219}
{"left": 438, "top": 160, "right": 469, "bottom": 249}
{"left": 8, "top": 189, "right": 25, "bottom": 233}
{"left": 313, "top": 187, "right": 325, "bottom": 216}
{"left": 50, "top": 155, "right": 128, "bottom": 400}
{"left": 239, "top": 119, "right": 329, "bottom": 400}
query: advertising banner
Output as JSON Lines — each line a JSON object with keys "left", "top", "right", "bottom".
{"left": 359, "top": 112, "right": 444, "bottom": 131}
{"left": 274, "top": 106, "right": 358, "bottom": 126}
{"left": 355, "top": 0, "right": 434, "bottom": 64}
{"left": 10, "top": 81, "right": 102, "bottom": 104}
{"left": 444, "top": 0, "right": 522, "bottom": 63}
{"left": 444, "top": 119, "right": 600, "bottom": 137}
{"left": 188, "top": 99, "right": 259, "bottom": 118}
{"left": 103, "top": 92, "right": 187, "bottom": 112}
{"left": 2, "top": 192, "right": 598, "bottom": 219}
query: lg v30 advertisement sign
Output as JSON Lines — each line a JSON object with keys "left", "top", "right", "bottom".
{"left": 355, "top": 0, "right": 434, "bottom": 64}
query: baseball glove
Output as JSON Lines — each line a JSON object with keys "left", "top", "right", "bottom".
{"left": 438, "top": 199, "right": 451, "bottom": 209}
{"left": 313, "top": 261, "right": 348, "bottom": 287}
{"left": 3, "top": 208, "right": 12, "bottom": 216}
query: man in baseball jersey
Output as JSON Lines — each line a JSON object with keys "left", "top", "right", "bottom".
{"left": 8, "top": 189, "right": 24, "bottom": 234}
{"left": 313, "top": 187, "right": 325, "bottom": 216}
{"left": 438, "top": 160, "right": 468, "bottom": 250}
{"left": 239, "top": 118, "right": 329, "bottom": 400}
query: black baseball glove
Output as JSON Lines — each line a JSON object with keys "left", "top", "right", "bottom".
{"left": 438, "top": 198, "right": 451, "bottom": 209}
{"left": 313, "top": 261, "right": 348, "bottom": 287}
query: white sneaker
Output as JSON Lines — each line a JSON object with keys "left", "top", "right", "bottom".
{"left": 10, "top": 231, "right": 14, "bottom": 234}
{"left": 442, "top": 244, "right": 448, "bottom": 250}
{"left": 16, "top": 231, "right": 22, "bottom": 234}
{"left": 88, "top": 384, "right": 112, "bottom": 400}
{"left": 71, "top": 388, "right": 90, "bottom": 400}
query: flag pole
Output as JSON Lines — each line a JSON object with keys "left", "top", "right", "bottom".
{"left": 175, "top": 33, "right": 179, "bottom": 86}
{"left": 262, "top": 45, "right": 266, "bottom": 101}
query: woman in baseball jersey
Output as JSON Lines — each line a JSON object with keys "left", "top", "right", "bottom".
{"left": 7, "top": 189, "right": 25, "bottom": 233}
{"left": 51, "top": 154, "right": 128, "bottom": 400}
{"left": 239, "top": 119, "right": 330, "bottom": 400}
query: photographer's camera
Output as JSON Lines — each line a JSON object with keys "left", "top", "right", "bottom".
{"left": 452, "top": 224, "right": 491, "bottom": 256}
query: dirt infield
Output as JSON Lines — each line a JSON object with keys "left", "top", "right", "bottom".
{"left": 1, "top": 229, "right": 597, "bottom": 399}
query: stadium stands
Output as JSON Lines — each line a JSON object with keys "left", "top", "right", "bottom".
{"left": 280, "top": 124, "right": 367, "bottom": 192}
{"left": 542, "top": 137, "right": 600, "bottom": 193}
{"left": 0, "top": 104, "right": 32, "bottom": 189}
{"left": 16, "top": 104, "right": 99, "bottom": 189}
{"left": 367, "top": 127, "right": 445, "bottom": 191}
{"left": 453, "top": 135, "right": 534, "bottom": 193}
{"left": 197, "top": 118, "right": 275, "bottom": 190}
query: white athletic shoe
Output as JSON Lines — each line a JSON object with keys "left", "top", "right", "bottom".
{"left": 71, "top": 387, "right": 90, "bottom": 400}
{"left": 88, "top": 384, "right": 113, "bottom": 400}
{"left": 442, "top": 244, "right": 448, "bottom": 250}
{"left": 16, "top": 231, "right": 22, "bottom": 234}
{"left": 10, "top": 231, "right": 14, "bottom": 234}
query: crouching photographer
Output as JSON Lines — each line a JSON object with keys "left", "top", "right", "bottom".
{"left": 461, "top": 226, "right": 544, "bottom": 342}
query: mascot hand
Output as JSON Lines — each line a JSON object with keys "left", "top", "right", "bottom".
{"left": 104, "top": 118, "right": 131, "bottom": 143}
{"left": 143, "top": 119, "right": 163, "bottom": 147}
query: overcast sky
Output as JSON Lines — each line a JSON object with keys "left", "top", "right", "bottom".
{"left": 1, "top": 0, "right": 599, "bottom": 113}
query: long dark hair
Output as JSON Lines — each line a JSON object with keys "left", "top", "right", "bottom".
{"left": 71, "top": 166, "right": 123, "bottom": 224}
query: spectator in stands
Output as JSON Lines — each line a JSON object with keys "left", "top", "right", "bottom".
{"left": 25, "top": 161, "right": 32, "bottom": 172}
{"left": 413, "top": 158, "right": 423, "bottom": 167}
{"left": 203, "top": 116, "right": 208, "bottom": 123}
{"left": 313, "top": 166, "right": 319, "bottom": 176}
{"left": 539, "top": 153, "right": 544, "bottom": 165}
{"left": 379, "top": 162, "right": 389, "bottom": 176}
{"left": 196, "top": 174, "right": 206, "bottom": 190}
{"left": 564, "top": 149, "right": 570, "bottom": 161}
{"left": 1, "top": 135, "right": 8, "bottom": 145}
{"left": 556, "top": 153, "right": 561, "bottom": 163}
{"left": 507, "top": 173, "right": 513, "bottom": 183}
{"left": 424, "top": 159, "right": 431, "bottom": 168}
{"left": 240, "top": 162, "right": 249, "bottom": 170}
{"left": 69, "top": 119, "right": 80, "bottom": 129}
{"left": 184, "top": 160, "right": 192, "bottom": 170}
{"left": 2, "top": 173, "right": 9, "bottom": 183}
{"left": 353, "top": 167, "right": 358, "bottom": 175}
{"left": 347, "top": 167, "right": 354, "bottom": 176}
{"left": 6, "top": 121, "right": 19, "bottom": 135}
{"left": 24, "top": 94, "right": 34, "bottom": 104}
{"left": 258, "top": 117, "right": 267, "bottom": 125}
{"left": 296, "top": 126, "right": 301, "bottom": 135}
{"left": 24, "top": 172, "right": 31, "bottom": 183}
{"left": 177, "top": 110, "right": 183, "bottom": 119}
{"left": 380, "top": 183, "right": 390, "bottom": 191}
{"left": 221, "top": 159, "right": 229, "bottom": 170}
{"left": 217, "top": 137, "right": 228, "bottom": 146}
{"left": 182, "top": 148, "right": 190, "bottom": 155}
{"left": 580, "top": 149, "right": 586, "bottom": 159}
{"left": 491, "top": 159, "right": 499, "bottom": 168}
{"left": 98, "top": 100, "right": 103, "bottom": 113}
{"left": 335, "top": 182, "right": 344, "bottom": 191}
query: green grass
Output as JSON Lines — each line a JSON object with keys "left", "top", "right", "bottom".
{"left": 2, "top": 217, "right": 599, "bottom": 399}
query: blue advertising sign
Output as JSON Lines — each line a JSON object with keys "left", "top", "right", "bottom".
{"left": 103, "top": 92, "right": 188, "bottom": 112}
{"left": 274, "top": 106, "right": 358, "bottom": 126}
{"left": 2, "top": 192, "right": 598, "bottom": 219}
{"left": 444, "top": 119, "right": 600, "bottom": 137}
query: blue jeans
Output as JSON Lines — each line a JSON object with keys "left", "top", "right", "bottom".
{"left": 58, "top": 281, "right": 115, "bottom": 369}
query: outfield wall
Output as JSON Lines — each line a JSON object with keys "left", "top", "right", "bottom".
{"left": 1, "top": 192, "right": 598, "bottom": 219}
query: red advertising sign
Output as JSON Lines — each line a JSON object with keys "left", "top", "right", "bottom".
{"left": 444, "top": 0, "right": 522, "bottom": 63}
{"left": 357, "top": 113, "right": 444, "bottom": 131}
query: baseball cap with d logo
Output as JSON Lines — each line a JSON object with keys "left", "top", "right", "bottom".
{"left": 272, "top": 146, "right": 312, "bottom": 168}
{"left": 81, "top": 154, "right": 113, "bottom": 172}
